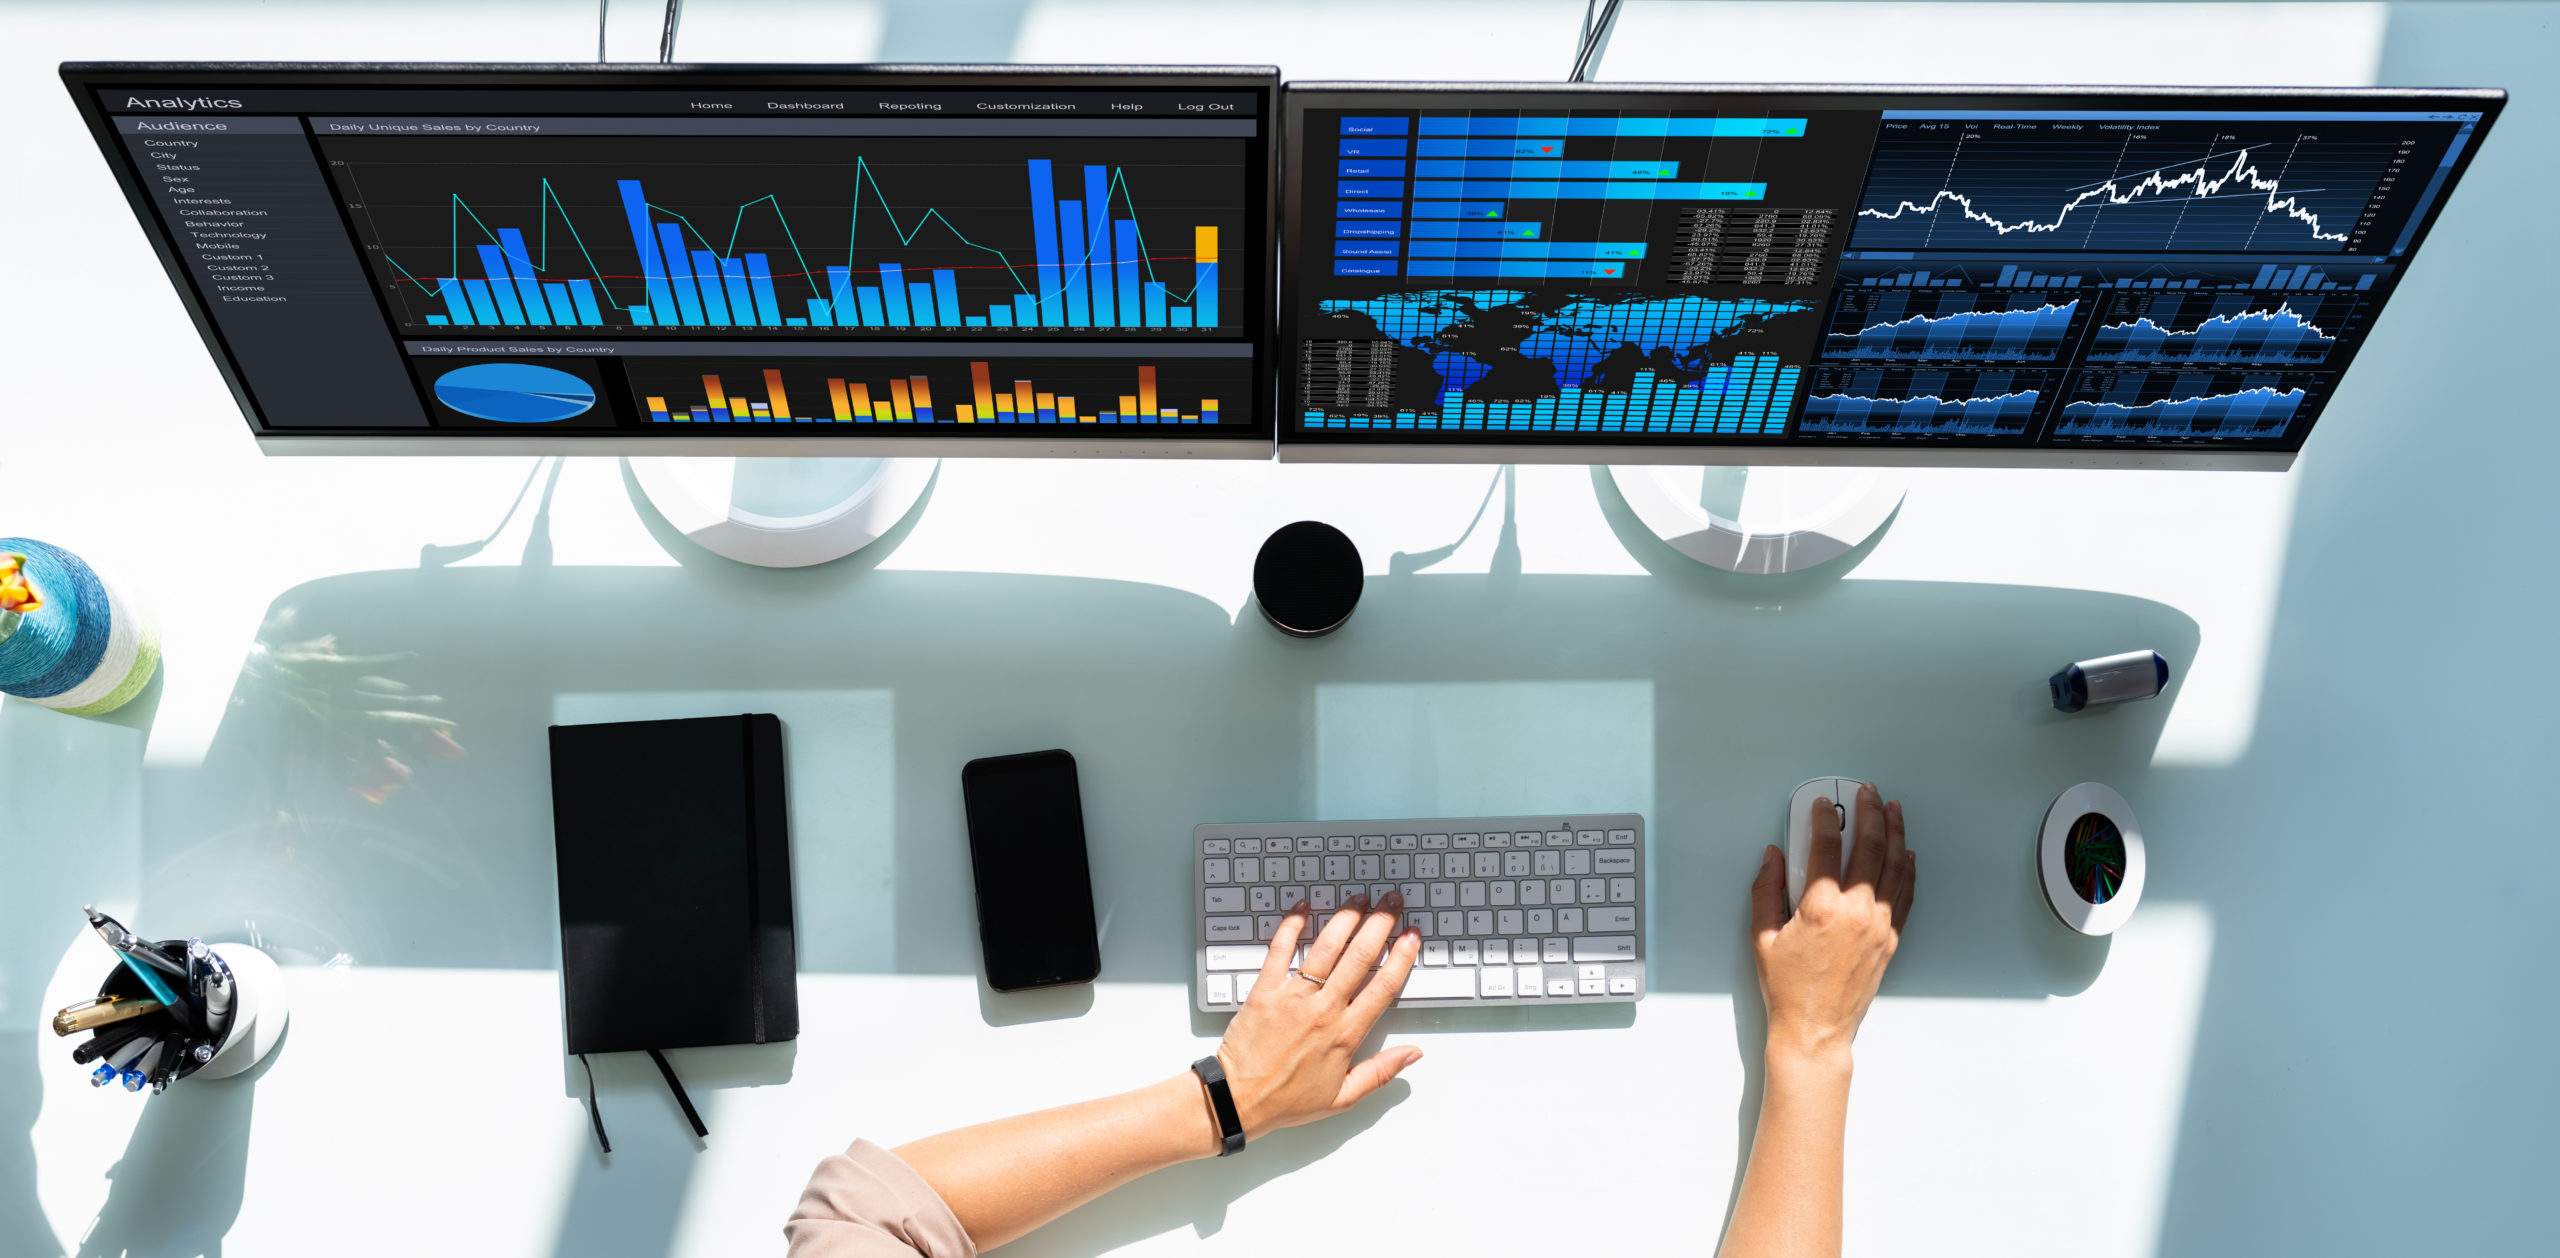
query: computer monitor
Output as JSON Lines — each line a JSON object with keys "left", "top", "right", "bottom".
{"left": 1281, "top": 84, "right": 2501, "bottom": 468}
{"left": 62, "top": 63, "right": 1279, "bottom": 457}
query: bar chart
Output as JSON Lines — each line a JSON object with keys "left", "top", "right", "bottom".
{"left": 622, "top": 356, "right": 1248, "bottom": 427}
{"left": 2084, "top": 291, "right": 2359, "bottom": 364}
{"left": 1838, "top": 257, "right": 2391, "bottom": 293}
{"left": 317, "top": 132, "right": 1247, "bottom": 336}
{"left": 2054, "top": 369, "right": 2316, "bottom": 441}
{"left": 1821, "top": 290, "right": 2082, "bottom": 361}
{"left": 1300, "top": 353, "right": 1801, "bottom": 435}
{"left": 1796, "top": 366, "right": 2059, "bottom": 437}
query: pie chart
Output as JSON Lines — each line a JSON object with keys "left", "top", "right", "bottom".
{"left": 432, "top": 362, "right": 597, "bottom": 423}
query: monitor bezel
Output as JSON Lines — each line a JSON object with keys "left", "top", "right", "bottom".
{"left": 60, "top": 61, "right": 1285, "bottom": 459}
{"left": 1277, "top": 81, "right": 2506, "bottom": 470}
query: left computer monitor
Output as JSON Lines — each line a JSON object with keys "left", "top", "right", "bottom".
{"left": 61, "top": 63, "right": 1279, "bottom": 456}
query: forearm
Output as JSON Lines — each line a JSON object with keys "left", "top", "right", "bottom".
{"left": 1717, "top": 1048, "right": 1853, "bottom": 1258}
{"left": 893, "top": 1072, "right": 1220, "bottom": 1251}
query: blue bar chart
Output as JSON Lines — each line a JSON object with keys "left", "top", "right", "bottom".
{"left": 1299, "top": 355, "right": 1801, "bottom": 435}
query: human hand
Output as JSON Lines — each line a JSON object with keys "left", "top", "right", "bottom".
{"left": 1750, "top": 784, "right": 1915, "bottom": 1069}
{"left": 1213, "top": 894, "right": 1424, "bottom": 1139}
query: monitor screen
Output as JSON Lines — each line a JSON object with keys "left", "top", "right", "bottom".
{"left": 63, "top": 64, "right": 1279, "bottom": 455}
{"left": 1281, "top": 85, "right": 2499, "bottom": 467}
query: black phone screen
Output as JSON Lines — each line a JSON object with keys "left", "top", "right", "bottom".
{"left": 959, "top": 749, "right": 1101, "bottom": 991}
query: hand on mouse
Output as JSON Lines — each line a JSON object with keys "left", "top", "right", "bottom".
{"left": 1214, "top": 894, "right": 1424, "bottom": 1140}
{"left": 1751, "top": 783, "right": 1915, "bottom": 1068}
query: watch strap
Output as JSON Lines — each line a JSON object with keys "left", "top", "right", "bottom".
{"left": 1190, "top": 1055, "right": 1246, "bottom": 1156}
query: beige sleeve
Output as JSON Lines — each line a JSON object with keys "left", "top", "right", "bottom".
{"left": 784, "top": 1139, "right": 978, "bottom": 1258}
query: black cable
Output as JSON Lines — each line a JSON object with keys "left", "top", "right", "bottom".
{"left": 599, "top": 0, "right": 609, "bottom": 63}
{"left": 579, "top": 1053, "right": 612, "bottom": 1152}
{"left": 647, "top": 1048, "right": 708, "bottom": 1139}
{"left": 1571, "top": 0, "right": 1624, "bottom": 82}
{"left": 659, "top": 0, "right": 685, "bottom": 65}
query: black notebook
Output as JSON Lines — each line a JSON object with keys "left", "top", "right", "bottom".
{"left": 548, "top": 714, "right": 798, "bottom": 1055}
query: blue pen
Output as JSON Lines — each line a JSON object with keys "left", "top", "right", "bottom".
{"left": 82, "top": 907, "right": 191, "bottom": 1023}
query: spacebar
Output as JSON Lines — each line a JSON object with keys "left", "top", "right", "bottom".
{"left": 1397, "top": 969, "right": 1478, "bottom": 1000}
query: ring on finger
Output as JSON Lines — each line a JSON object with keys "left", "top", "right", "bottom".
{"left": 1294, "top": 969, "right": 1328, "bottom": 987}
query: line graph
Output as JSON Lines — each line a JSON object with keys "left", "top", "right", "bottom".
{"left": 1796, "top": 365, "right": 2059, "bottom": 437}
{"left": 2085, "top": 290, "right": 2364, "bottom": 364}
{"left": 1848, "top": 116, "right": 2443, "bottom": 254}
{"left": 2054, "top": 369, "right": 2320, "bottom": 441}
{"left": 317, "top": 132, "right": 1248, "bottom": 334}
{"left": 1822, "top": 289, "right": 2081, "bottom": 361}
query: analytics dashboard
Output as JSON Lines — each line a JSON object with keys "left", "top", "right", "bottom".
{"left": 66, "top": 65, "right": 1280, "bottom": 452}
{"left": 1283, "top": 86, "right": 2498, "bottom": 461}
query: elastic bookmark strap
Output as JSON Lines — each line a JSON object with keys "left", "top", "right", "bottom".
{"left": 648, "top": 1048, "right": 709, "bottom": 1140}
{"left": 1190, "top": 1055, "right": 1245, "bottom": 1157}
{"left": 580, "top": 1054, "right": 611, "bottom": 1153}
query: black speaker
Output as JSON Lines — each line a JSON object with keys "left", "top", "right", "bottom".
{"left": 1252, "top": 521, "right": 1363, "bottom": 638}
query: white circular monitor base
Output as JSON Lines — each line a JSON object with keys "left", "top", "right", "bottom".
{"left": 630, "top": 457, "right": 936, "bottom": 568}
{"left": 1608, "top": 464, "right": 1909, "bottom": 574}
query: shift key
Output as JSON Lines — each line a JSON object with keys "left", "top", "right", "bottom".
{"left": 1572, "top": 935, "right": 1637, "bottom": 962}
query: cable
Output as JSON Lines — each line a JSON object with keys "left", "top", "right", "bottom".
{"left": 598, "top": 0, "right": 608, "bottom": 63}
{"left": 659, "top": 0, "right": 685, "bottom": 64}
{"left": 1570, "top": 0, "right": 1624, "bottom": 82}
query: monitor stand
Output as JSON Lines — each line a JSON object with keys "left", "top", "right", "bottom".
{"left": 1607, "top": 464, "right": 1908, "bottom": 574}
{"left": 630, "top": 457, "right": 936, "bottom": 567}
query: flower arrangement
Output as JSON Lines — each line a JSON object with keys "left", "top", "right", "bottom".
{"left": 0, "top": 551, "right": 39, "bottom": 643}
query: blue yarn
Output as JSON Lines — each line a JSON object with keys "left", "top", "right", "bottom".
{"left": 0, "top": 537, "right": 85, "bottom": 688}
{"left": 0, "top": 539, "right": 111, "bottom": 699}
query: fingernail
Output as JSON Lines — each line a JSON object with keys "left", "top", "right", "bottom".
{"left": 1291, "top": 900, "right": 1311, "bottom": 915}
{"left": 1404, "top": 1049, "right": 1424, "bottom": 1065}
{"left": 1347, "top": 894, "right": 1370, "bottom": 910}
{"left": 1381, "top": 891, "right": 1404, "bottom": 910}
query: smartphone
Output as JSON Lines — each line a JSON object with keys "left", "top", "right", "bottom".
{"left": 959, "top": 749, "right": 1102, "bottom": 991}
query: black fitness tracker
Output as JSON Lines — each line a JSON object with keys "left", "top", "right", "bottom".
{"left": 1190, "top": 1055, "right": 1246, "bottom": 1157}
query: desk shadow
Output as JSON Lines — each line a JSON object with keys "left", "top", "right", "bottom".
{"left": 70, "top": 1024, "right": 282, "bottom": 1258}
{"left": 547, "top": 1040, "right": 796, "bottom": 1258}
{"left": 137, "top": 561, "right": 2192, "bottom": 1007}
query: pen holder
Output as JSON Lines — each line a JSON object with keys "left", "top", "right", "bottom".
{"left": 89, "top": 940, "right": 288, "bottom": 1084}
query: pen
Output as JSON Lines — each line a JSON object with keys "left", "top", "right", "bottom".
{"left": 51, "top": 995, "right": 166, "bottom": 1037}
{"left": 93, "top": 1035, "right": 154, "bottom": 1087}
{"left": 73, "top": 1024, "right": 151, "bottom": 1066}
{"left": 82, "top": 908, "right": 196, "bottom": 1033}
{"left": 123, "top": 1042, "right": 165, "bottom": 1092}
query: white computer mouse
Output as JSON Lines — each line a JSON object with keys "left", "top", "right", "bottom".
{"left": 1784, "top": 777, "right": 1870, "bottom": 907}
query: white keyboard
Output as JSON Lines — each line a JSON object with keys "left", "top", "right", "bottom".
{"left": 1193, "top": 814, "right": 1646, "bottom": 1012}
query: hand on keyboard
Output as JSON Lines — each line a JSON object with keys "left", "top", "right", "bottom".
{"left": 1212, "top": 893, "right": 1424, "bottom": 1140}
{"left": 1751, "top": 782, "right": 1916, "bottom": 1067}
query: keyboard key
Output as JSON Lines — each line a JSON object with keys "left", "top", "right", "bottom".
{"left": 1206, "top": 973, "right": 1234, "bottom": 1004}
{"left": 1205, "top": 946, "right": 1266, "bottom": 971}
{"left": 1516, "top": 965, "right": 1542, "bottom": 994}
{"left": 1206, "top": 887, "right": 1245, "bottom": 913}
{"left": 1235, "top": 838, "right": 1260, "bottom": 855}
{"left": 1233, "top": 857, "right": 1259, "bottom": 883}
{"left": 1355, "top": 854, "right": 1381, "bottom": 881}
{"left": 1310, "top": 885, "right": 1337, "bottom": 911}
{"left": 1513, "top": 831, "right": 1543, "bottom": 849}
{"left": 1527, "top": 908, "right": 1553, "bottom": 934}
{"left": 1298, "top": 837, "right": 1324, "bottom": 854}
{"left": 1249, "top": 887, "right": 1278, "bottom": 913}
{"left": 1558, "top": 908, "right": 1583, "bottom": 933}
{"left": 1422, "top": 834, "right": 1449, "bottom": 850}
{"left": 1401, "top": 968, "right": 1477, "bottom": 999}
{"left": 1497, "top": 909, "right": 1524, "bottom": 935}
{"left": 1577, "top": 830, "right": 1603, "bottom": 846}
{"left": 1609, "top": 976, "right": 1639, "bottom": 995}
{"left": 1292, "top": 856, "right": 1319, "bottom": 882}
{"left": 1204, "top": 858, "right": 1230, "bottom": 885}
{"left": 1580, "top": 975, "right": 1607, "bottom": 995}
{"left": 1505, "top": 851, "right": 1531, "bottom": 878}
{"left": 1281, "top": 885, "right": 1309, "bottom": 909}
{"left": 1340, "top": 884, "right": 1363, "bottom": 905}
{"left": 1325, "top": 855, "right": 1351, "bottom": 881}
{"left": 1588, "top": 906, "right": 1637, "bottom": 932}
{"left": 1422, "top": 940, "right": 1449, "bottom": 966}
{"left": 1544, "top": 938, "right": 1570, "bottom": 964}
{"left": 1536, "top": 851, "right": 1563, "bottom": 877}
{"left": 1238, "top": 972, "right": 1258, "bottom": 1003}
{"left": 1595, "top": 850, "right": 1635, "bottom": 874}
{"left": 1359, "top": 834, "right": 1386, "bottom": 851}
{"left": 1608, "top": 829, "right": 1636, "bottom": 846}
{"left": 1386, "top": 854, "right": 1411, "bottom": 879}
{"left": 1429, "top": 882, "right": 1457, "bottom": 908}
{"left": 1546, "top": 830, "right": 1573, "bottom": 847}
{"left": 1437, "top": 910, "right": 1465, "bottom": 936}
{"left": 1580, "top": 878, "right": 1607, "bottom": 904}
{"left": 1202, "top": 838, "right": 1230, "bottom": 856}
{"left": 1482, "top": 831, "right": 1509, "bottom": 848}
{"left": 1476, "top": 853, "right": 1502, "bottom": 878}
{"left": 1416, "top": 854, "right": 1442, "bottom": 879}
{"left": 1490, "top": 880, "right": 1516, "bottom": 906}
{"left": 1466, "top": 909, "right": 1493, "bottom": 935}
{"left": 1258, "top": 915, "right": 1286, "bottom": 940}
{"left": 1452, "top": 940, "right": 1480, "bottom": 965}
{"left": 1206, "top": 916, "right": 1252, "bottom": 942}
{"left": 1478, "top": 966, "right": 1514, "bottom": 997}
{"left": 1610, "top": 878, "right": 1637, "bottom": 903}
{"left": 1549, "top": 879, "right": 1575, "bottom": 903}
{"left": 1520, "top": 879, "right": 1546, "bottom": 906}
{"left": 1370, "top": 883, "right": 1395, "bottom": 902}
{"left": 1399, "top": 881, "right": 1425, "bottom": 904}
{"left": 1406, "top": 911, "right": 1433, "bottom": 936}
{"left": 1548, "top": 978, "right": 1575, "bottom": 997}
{"left": 1391, "top": 833, "right": 1418, "bottom": 851}
{"left": 1329, "top": 836, "right": 1356, "bottom": 853}
{"left": 1575, "top": 936, "right": 1638, "bottom": 962}
{"left": 1510, "top": 939, "right": 1538, "bottom": 963}
{"left": 1459, "top": 882, "right": 1486, "bottom": 907}
{"left": 1452, "top": 833, "right": 1480, "bottom": 850}
{"left": 1566, "top": 850, "right": 1592, "bottom": 876}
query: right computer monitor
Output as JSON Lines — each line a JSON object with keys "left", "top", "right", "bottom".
{"left": 1281, "top": 85, "right": 2500, "bottom": 467}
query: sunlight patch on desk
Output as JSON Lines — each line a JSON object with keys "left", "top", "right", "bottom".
{"left": 554, "top": 690, "right": 896, "bottom": 972}
{"left": 1315, "top": 681, "right": 1653, "bottom": 820}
